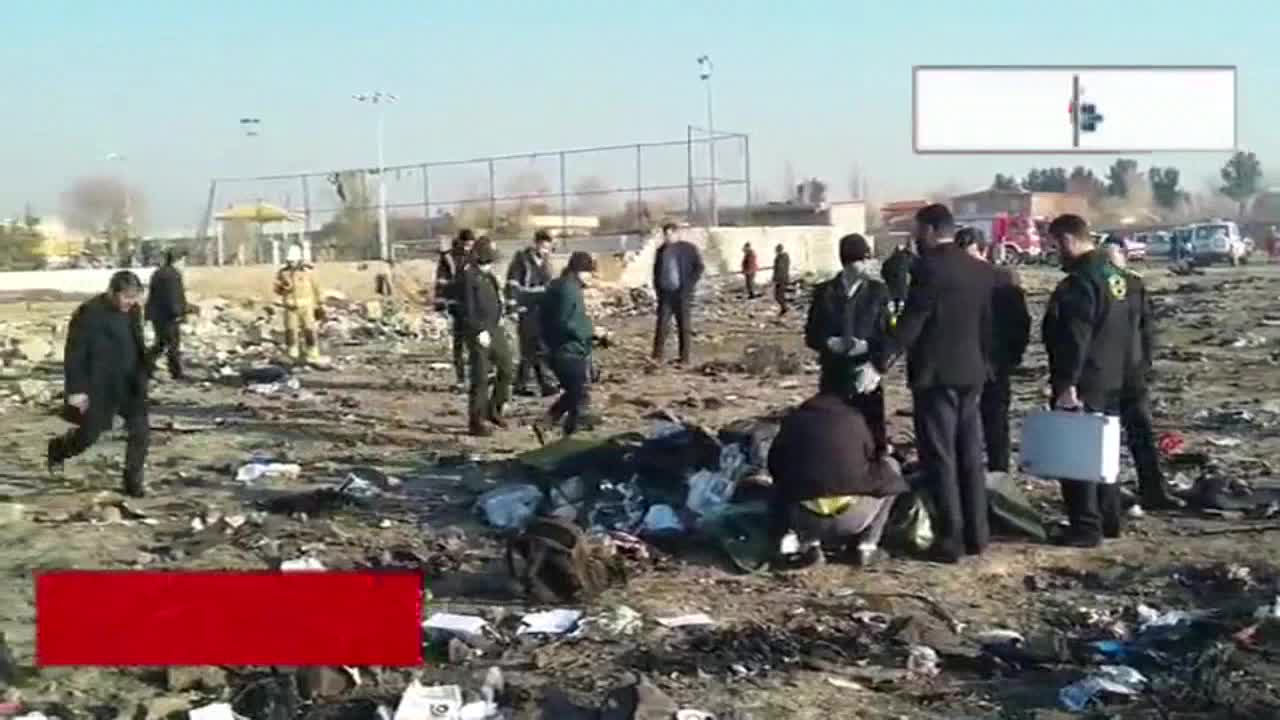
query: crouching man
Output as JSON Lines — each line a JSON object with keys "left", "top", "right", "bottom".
{"left": 766, "top": 391, "right": 909, "bottom": 568}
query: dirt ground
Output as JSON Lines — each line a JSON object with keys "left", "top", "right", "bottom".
{"left": 3, "top": 260, "right": 1280, "bottom": 719}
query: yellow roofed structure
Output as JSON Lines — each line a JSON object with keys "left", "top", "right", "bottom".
{"left": 213, "top": 201, "right": 309, "bottom": 266}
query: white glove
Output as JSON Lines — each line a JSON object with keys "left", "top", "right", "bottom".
{"left": 477, "top": 330, "right": 491, "bottom": 348}
{"left": 825, "top": 337, "right": 848, "bottom": 354}
{"left": 853, "top": 364, "right": 882, "bottom": 394}
{"left": 845, "top": 338, "right": 869, "bottom": 357}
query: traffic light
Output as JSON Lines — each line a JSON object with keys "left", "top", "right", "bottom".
{"left": 1079, "top": 102, "right": 1103, "bottom": 133}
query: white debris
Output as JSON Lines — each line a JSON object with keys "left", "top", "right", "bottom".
{"left": 656, "top": 613, "right": 716, "bottom": 628}
{"left": 394, "top": 681, "right": 462, "bottom": 720}
{"left": 235, "top": 462, "right": 302, "bottom": 484}
{"left": 280, "top": 557, "right": 325, "bottom": 571}
{"left": 517, "top": 609, "right": 583, "bottom": 636}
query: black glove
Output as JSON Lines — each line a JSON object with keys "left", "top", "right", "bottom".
{"left": 314, "top": 307, "right": 326, "bottom": 322}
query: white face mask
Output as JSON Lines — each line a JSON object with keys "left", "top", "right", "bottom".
{"left": 844, "top": 259, "right": 873, "bottom": 276}
{"left": 577, "top": 271, "right": 593, "bottom": 286}
{"left": 478, "top": 262, "right": 493, "bottom": 273}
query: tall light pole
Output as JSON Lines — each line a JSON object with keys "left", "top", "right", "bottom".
{"left": 353, "top": 92, "right": 398, "bottom": 260}
{"left": 697, "top": 55, "right": 717, "bottom": 227}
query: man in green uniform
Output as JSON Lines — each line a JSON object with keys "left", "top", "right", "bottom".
{"left": 535, "top": 251, "right": 598, "bottom": 443}
{"left": 1042, "top": 215, "right": 1135, "bottom": 547}
{"left": 460, "top": 238, "right": 514, "bottom": 437}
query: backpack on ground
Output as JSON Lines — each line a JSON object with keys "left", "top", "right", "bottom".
{"left": 505, "top": 516, "right": 625, "bottom": 603}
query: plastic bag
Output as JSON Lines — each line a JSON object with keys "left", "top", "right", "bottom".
{"left": 475, "top": 484, "right": 543, "bottom": 531}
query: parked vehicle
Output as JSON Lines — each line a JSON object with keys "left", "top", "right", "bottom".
{"left": 1190, "top": 221, "right": 1250, "bottom": 265}
{"left": 1145, "top": 231, "right": 1172, "bottom": 258}
{"left": 1124, "top": 233, "right": 1149, "bottom": 261}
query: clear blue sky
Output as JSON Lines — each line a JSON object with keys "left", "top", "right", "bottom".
{"left": 5, "top": 0, "right": 1278, "bottom": 229}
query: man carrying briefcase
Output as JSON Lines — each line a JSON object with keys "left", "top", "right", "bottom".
{"left": 1042, "top": 215, "right": 1134, "bottom": 547}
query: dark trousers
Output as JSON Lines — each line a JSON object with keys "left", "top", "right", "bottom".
{"left": 774, "top": 283, "right": 789, "bottom": 315}
{"left": 467, "top": 328, "right": 514, "bottom": 425}
{"left": 744, "top": 274, "right": 757, "bottom": 298}
{"left": 149, "top": 319, "right": 184, "bottom": 379}
{"left": 51, "top": 393, "right": 149, "bottom": 494}
{"left": 1059, "top": 395, "right": 1123, "bottom": 538}
{"left": 653, "top": 289, "right": 693, "bottom": 363}
{"left": 548, "top": 353, "right": 591, "bottom": 435}
{"left": 1120, "top": 383, "right": 1168, "bottom": 501}
{"left": 913, "top": 385, "right": 989, "bottom": 556}
{"left": 515, "top": 311, "right": 554, "bottom": 392}
{"left": 450, "top": 321, "right": 468, "bottom": 386}
{"left": 980, "top": 370, "right": 1012, "bottom": 472}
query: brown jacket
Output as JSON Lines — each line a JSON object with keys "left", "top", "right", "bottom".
{"left": 274, "top": 265, "right": 322, "bottom": 309}
{"left": 767, "top": 393, "right": 908, "bottom": 504}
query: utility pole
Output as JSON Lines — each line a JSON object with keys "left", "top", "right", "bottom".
{"left": 353, "top": 92, "right": 398, "bottom": 260}
{"left": 697, "top": 55, "right": 717, "bottom": 227}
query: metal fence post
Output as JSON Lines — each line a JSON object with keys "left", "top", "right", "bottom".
{"left": 559, "top": 151, "right": 567, "bottom": 243}
{"left": 635, "top": 144, "right": 643, "bottom": 231}
{"left": 742, "top": 134, "right": 752, "bottom": 226}
{"left": 686, "top": 125, "right": 694, "bottom": 220}
{"left": 487, "top": 159, "right": 496, "bottom": 232}
{"left": 421, "top": 164, "right": 431, "bottom": 239}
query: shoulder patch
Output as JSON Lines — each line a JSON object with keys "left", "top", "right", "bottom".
{"left": 1107, "top": 273, "right": 1128, "bottom": 300}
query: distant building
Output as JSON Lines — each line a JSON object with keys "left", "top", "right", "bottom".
{"left": 950, "top": 189, "right": 1090, "bottom": 219}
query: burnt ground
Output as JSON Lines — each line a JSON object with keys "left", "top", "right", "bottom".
{"left": 3, "top": 261, "right": 1280, "bottom": 719}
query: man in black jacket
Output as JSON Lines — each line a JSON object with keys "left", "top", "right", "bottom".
{"left": 460, "top": 238, "right": 514, "bottom": 437}
{"left": 435, "top": 229, "right": 474, "bottom": 389}
{"left": 1043, "top": 215, "right": 1135, "bottom": 546}
{"left": 889, "top": 204, "right": 997, "bottom": 563}
{"left": 651, "top": 222, "right": 704, "bottom": 365}
{"left": 957, "top": 228, "right": 1031, "bottom": 473}
{"left": 506, "top": 230, "right": 556, "bottom": 397}
{"left": 537, "top": 251, "right": 598, "bottom": 442}
{"left": 1103, "top": 237, "right": 1183, "bottom": 511}
{"left": 47, "top": 271, "right": 153, "bottom": 497}
{"left": 144, "top": 249, "right": 189, "bottom": 381}
{"left": 767, "top": 392, "right": 909, "bottom": 568}
{"left": 772, "top": 244, "right": 791, "bottom": 316}
{"left": 804, "top": 233, "right": 894, "bottom": 455}
{"left": 881, "top": 240, "right": 914, "bottom": 317}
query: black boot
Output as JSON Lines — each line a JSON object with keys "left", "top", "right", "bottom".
{"left": 46, "top": 438, "right": 63, "bottom": 476}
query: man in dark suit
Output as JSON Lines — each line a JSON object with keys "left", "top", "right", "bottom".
{"left": 888, "top": 204, "right": 997, "bottom": 563}
{"left": 804, "top": 233, "right": 894, "bottom": 455}
{"left": 651, "top": 222, "right": 705, "bottom": 365}
{"left": 48, "top": 271, "right": 153, "bottom": 497}
{"left": 144, "top": 249, "right": 189, "bottom": 381}
{"left": 435, "top": 229, "right": 474, "bottom": 390}
{"left": 506, "top": 230, "right": 556, "bottom": 397}
{"left": 956, "top": 228, "right": 1030, "bottom": 473}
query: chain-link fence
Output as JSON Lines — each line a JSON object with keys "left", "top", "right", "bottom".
{"left": 198, "top": 130, "right": 750, "bottom": 264}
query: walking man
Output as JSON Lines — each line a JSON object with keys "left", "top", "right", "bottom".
{"left": 144, "top": 249, "right": 189, "bottom": 381}
{"left": 804, "top": 233, "right": 894, "bottom": 455}
{"left": 1103, "top": 237, "right": 1183, "bottom": 511}
{"left": 435, "top": 229, "right": 474, "bottom": 390}
{"left": 890, "top": 204, "right": 997, "bottom": 563}
{"left": 651, "top": 222, "right": 704, "bottom": 366}
{"left": 772, "top": 244, "right": 791, "bottom": 315}
{"left": 273, "top": 244, "right": 327, "bottom": 366}
{"left": 536, "top": 251, "right": 598, "bottom": 443}
{"left": 1043, "top": 215, "right": 1135, "bottom": 546}
{"left": 956, "top": 228, "right": 1030, "bottom": 473}
{"left": 47, "top": 271, "right": 152, "bottom": 497}
{"left": 460, "top": 238, "right": 514, "bottom": 437}
{"left": 506, "top": 229, "right": 557, "bottom": 397}
{"left": 741, "top": 242, "right": 759, "bottom": 299}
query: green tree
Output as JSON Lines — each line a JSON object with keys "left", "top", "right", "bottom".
{"left": 0, "top": 222, "right": 43, "bottom": 269}
{"left": 1105, "top": 158, "right": 1139, "bottom": 196}
{"left": 1067, "top": 166, "right": 1105, "bottom": 199}
{"left": 1023, "top": 167, "right": 1068, "bottom": 192}
{"left": 991, "top": 174, "right": 1020, "bottom": 191}
{"left": 1219, "top": 150, "right": 1263, "bottom": 217}
{"left": 1148, "top": 167, "right": 1187, "bottom": 209}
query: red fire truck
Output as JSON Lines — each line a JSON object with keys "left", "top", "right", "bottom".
{"left": 956, "top": 213, "right": 1046, "bottom": 264}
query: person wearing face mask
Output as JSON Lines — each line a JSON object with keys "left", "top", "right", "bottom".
{"left": 804, "top": 233, "right": 894, "bottom": 456}
{"left": 47, "top": 271, "right": 153, "bottom": 497}
{"left": 1042, "top": 215, "right": 1136, "bottom": 547}
{"left": 460, "top": 238, "right": 514, "bottom": 437}
{"left": 1102, "top": 237, "right": 1183, "bottom": 512}
{"left": 535, "top": 251, "right": 599, "bottom": 442}
{"left": 955, "top": 228, "right": 1030, "bottom": 474}
{"left": 885, "top": 204, "right": 998, "bottom": 564}
{"left": 506, "top": 230, "right": 557, "bottom": 397}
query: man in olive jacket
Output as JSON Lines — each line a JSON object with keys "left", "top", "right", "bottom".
{"left": 48, "top": 271, "right": 153, "bottom": 497}
{"left": 460, "top": 238, "right": 513, "bottom": 437}
{"left": 536, "top": 251, "right": 597, "bottom": 441}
